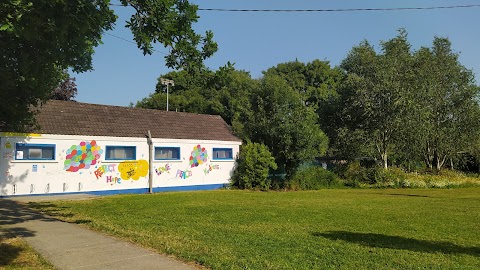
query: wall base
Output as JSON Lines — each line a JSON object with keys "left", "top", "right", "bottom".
{"left": 0, "top": 183, "right": 227, "bottom": 198}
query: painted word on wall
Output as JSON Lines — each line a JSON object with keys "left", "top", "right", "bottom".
{"left": 4, "top": 141, "right": 12, "bottom": 149}
{"left": 106, "top": 176, "right": 122, "bottom": 185}
{"left": 155, "top": 164, "right": 171, "bottom": 176}
{"left": 65, "top": 141, "right": 103, "bottom": 172}
{"left": 94, "top": 164, "right": 117, "bottom": 179}
{"left": 203, "top": 164, "right": 220, "bottom": 175}
{"left": 176, "top": 169, "right": 192, "bottom": 179}
{"left": 190, "top": 145, "right": 208, "bottom": 168}
{"left": 118, "top": 160, "right": 148, "bottom": 180}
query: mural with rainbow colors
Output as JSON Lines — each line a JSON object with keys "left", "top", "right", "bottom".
{"left": 0, "top": 133, "right": 240, "bottom": 196}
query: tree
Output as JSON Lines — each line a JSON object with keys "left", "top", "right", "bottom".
{"left": 242, "top": 74, "right": 329, "bottom": 175}
{"left": 262, "top": 60, "right": 344, "bottom": 141}
{"left": 51, "top": 77, "right": 78, "bottom": 101}
{"left": 413, "top": 37, "right": 480, "bottom": 170}
{"left": 336, "top": 31, "right": 480, "bottom": 171}
{"left": 338, "top": 30, "right": 416, "bottom": 169}
{"left": 0, "top": 0, "right": 217, "bottom": 131}
{"left": 138, "top": 63, "right": 257, "bottom": 137}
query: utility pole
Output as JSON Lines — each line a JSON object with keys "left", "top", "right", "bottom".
{"left": 160, "top": 78, "right": 175, "bottom": 111}
{"left": 147, "top": 130, "right": 153, "bottom": 194}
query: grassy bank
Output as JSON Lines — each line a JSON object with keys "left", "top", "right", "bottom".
{"left": 30, "top": 189, "right": 480, "bottom": 269}
{"left": 0, "top": 236, "right": 54, "bottom": 269}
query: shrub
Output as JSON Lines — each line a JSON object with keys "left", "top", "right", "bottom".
{"left": 342, "top": 162, "right": 408, "bottom": 187}
{"left": 289, "top": 166, "right": 343, "bottom": 190}
{"left": 343, "top": 161, "right": 369, "bottom": 187}
{"left": 231, "top": 142, "right": 277, "bottom": 191}
{"left": 372, "top": 167, "right": 408, "bottom": 188}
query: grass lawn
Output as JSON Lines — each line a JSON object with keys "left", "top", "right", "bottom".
{"left": 29, "top": 188, "right": 480, "bottom": 270}
{"left": 0, "top": 236, "right": 55, "bottom": 269}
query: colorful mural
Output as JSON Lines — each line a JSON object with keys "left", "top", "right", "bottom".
{"left": 118, "top": 160, "right": 148, "bottom": 180}
{"left": 203, "top": 164, "right": 220, "bottom": 175}
{"left": 106, "top": 176, "right": 122, "bottom": 185}
{"left": 64, "top": 141, "right": 103, "bottom": 172}
{"left": 155, "top": 164, "right": 171, "bottom": 176}
{"left": 176, "top": 169, "right": 192, "bottom": 179}
{"left": 94, "top": 164, "right": 117, "bottom": 179}
{"left": 189, "top": 145, "right": 208, "bottom": 168}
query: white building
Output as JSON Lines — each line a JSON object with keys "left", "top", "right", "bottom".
{"left": 0, "top": 100, "right": 242, "bottom": 197}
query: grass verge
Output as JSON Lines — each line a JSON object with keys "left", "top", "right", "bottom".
{"left": 0, "top": 235, "right": 55, "bottom": 270}
{"left": 29, "top": 188, "right": 480, "bottom": 269}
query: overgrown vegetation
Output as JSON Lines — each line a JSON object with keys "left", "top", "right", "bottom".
{"left": 337, "top": 161, "right": 480, "bottom": 188}
{"left": 29, "top": 189, "right": 480, "bottom": 270}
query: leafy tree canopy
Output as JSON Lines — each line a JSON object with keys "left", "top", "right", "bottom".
{"left": 241, "top": 74, "right": 329, "bottom": 175}
{"left": 0, "top": 0, "right": 217, "bottom": 131}
{"left": 334, "top": 30, "right": 480, "bottom": 171}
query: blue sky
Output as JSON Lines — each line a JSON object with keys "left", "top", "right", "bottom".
{"left": 74, "top": 0, "right": 480, "bottom": 106}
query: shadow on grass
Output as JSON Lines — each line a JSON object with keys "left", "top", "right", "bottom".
{"left": 27, "top": 202, "right": 75, "bottom": 219}
{"left": 313, "top": 231, "right": 480, "bottom": 256}
{"left": 27, "top": 202, "right": 90, "bottom": 225}
{"left": 0, "top": 200, "right": 58, "bottom": 226}
{"left": 0, "top": 239, "right": 23, "bottom": 266}
{"left": 387, "top": 193, "right": 431, "bottom": 198}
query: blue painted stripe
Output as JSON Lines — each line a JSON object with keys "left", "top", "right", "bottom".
{"left": 0, "top": 184, "right": 227, "bottom": 198}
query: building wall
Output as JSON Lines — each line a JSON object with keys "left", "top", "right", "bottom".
{"left": 0, "top": 133, "right": 241, "bottom": 196}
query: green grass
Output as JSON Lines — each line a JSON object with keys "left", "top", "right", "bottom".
{"left": 0, "top": 236, "right": 55, "bottom": 270}
{"left": 29, "top": 189, "right": 480, "bottom": 269}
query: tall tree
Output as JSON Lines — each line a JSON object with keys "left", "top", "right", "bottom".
{"left": 338, "top": 30, "right": 415, "bottom": 168}
{"left": 242, "top": 74, "right": 329, "bottom": 175}
{"left": 336, "top": 31, "right": 480, "bottom": 171}
{"left": 138, "top": 63, "right": 257, "bottom": 135}
{"left": 0, "top": 0, "right": 217, "bottom": 131}
{"left": 414, "top": 37, "right": 480, "bottom": 170}
{"left": 263, "top": 60, "right": 344, "bottom": 140}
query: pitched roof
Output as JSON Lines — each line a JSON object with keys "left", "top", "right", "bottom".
{"left": 32, "top": 100, "right": 242, "bottom": 142}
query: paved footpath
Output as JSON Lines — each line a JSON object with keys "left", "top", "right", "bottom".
{"left": 0, "top": 195, "right": 198, "bottom": 270}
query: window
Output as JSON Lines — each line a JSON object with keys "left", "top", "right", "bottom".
{"left": 212, "top": 148, "right": 233, "bottom": 160}
{"left": 155, "top": 147, "right": 180, "bottom": 160}
{"left": 15, "top": 143, "right": 55, "bottom": 160}
{"left": 105, "top": 146, "right": 136, "bottom": 160}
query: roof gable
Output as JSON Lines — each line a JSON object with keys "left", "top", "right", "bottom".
{"left": 32, "top": 100, "right": 242, "bottom": 142}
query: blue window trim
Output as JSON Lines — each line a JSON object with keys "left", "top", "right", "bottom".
{"left": 154, "top": 146, "right": 181, "bottom": 160}
{"left": 15, "top": 143, "right": 56, "bottom": 161}
{"left": 105, "top": 145, "right": 136, "bottom": 161}
{"left": 212, "top": 148, "right": 234, "bottom": 160}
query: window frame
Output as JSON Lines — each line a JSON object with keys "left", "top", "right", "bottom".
{"left": 15, "top": 143, "right": 56, "bottom": 161}
{"left": 154, "top": 146, "right": 181, "bottom": 161}
{"left": 212, "top": 147, "right": 234, "bottom": 160}
{"left": 105, "top": 145, "right": 136, "bottom": 161}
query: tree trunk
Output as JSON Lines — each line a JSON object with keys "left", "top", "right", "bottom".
{"left": 436, "top": 154, "right": 447, "bottom": 171}
{"left": 376, "top": 131, "right": 388, "bottom": 169}
{"left": 424, "top": 142, "right": 434, "bottom": 170}
{"left": 381, "top": 153, "right": 388, "bottom": 169}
